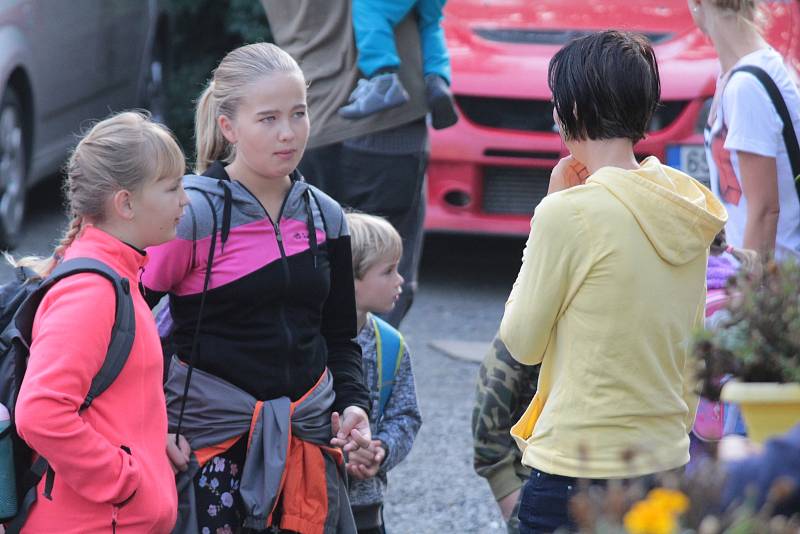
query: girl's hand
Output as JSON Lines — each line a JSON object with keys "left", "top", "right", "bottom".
{"left": 330, "top": 406, "right": 372, "bottom": 453}
{"left": 166, "top": 433, "right": 191, "bottom": 474}
{"left": 548, "top": 156, "right": 589, "bottom": 194}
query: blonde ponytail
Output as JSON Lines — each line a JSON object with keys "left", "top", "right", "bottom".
{"left": 194, "top": 83, "right": 232, "bottom": 175}
{"left": 710, "top": 0, "right": 756, "bottom": 12}
{"left": 708, "top": 0, "right": 765, "bottom": 26}
{"left": 194, "top": 43, "right": 303, "bottom": 174}
{"left": 53, "top": 216, "right": 84, "bottom": 261}
{"left": 8, "top": 216, "right": 84, "bottom": 278}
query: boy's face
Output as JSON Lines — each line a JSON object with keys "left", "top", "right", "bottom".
{"left": 355, "top": 256, "right": 404, "bottom": 315}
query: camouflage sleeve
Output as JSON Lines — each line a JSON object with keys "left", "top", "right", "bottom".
{"left": 472, "top": 334, "right": 540, "bottom": 501}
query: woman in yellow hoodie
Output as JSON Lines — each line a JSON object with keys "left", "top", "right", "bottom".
{"left": 500, "top": 31, "right": 727, "bottom": 533}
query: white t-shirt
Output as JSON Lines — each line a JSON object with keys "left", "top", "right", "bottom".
{"left": 705, "top": 48, "right": 800, "bottom": 261}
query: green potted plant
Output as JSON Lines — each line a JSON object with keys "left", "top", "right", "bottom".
{"left": 695, "top": 259, "right": 800, "bottom": 444}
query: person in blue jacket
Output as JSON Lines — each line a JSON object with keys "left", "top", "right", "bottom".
{"left": 339, "top": 0, "right": 458, "bottom": 130}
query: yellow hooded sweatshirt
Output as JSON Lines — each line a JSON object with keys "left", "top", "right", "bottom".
{"left": 500, "top": 157, "right": 727, "bottom": 479}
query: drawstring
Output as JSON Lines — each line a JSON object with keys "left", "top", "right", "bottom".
{"left": 304, "top": 189, "right": 319, "bottom": 269}
{"left": 218, "top": 181, "right": 233, "bottom": 253}
{"left": 174, "top": 189, "right": 224, "bottom": 444}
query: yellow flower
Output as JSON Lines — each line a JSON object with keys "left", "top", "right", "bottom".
{"left": 647, "top": 488, "right": 690, "bottom": 515}
{"left": 624, "top": 500, "right": 678, "bottom": 534}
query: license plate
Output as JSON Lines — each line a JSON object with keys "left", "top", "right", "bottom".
{"left": 667, "top": 145, "right": 710, "bottom": 187}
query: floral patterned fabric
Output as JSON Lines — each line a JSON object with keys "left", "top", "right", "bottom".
{"left": 195, "top": 437, "right": 274, "bottom": 534}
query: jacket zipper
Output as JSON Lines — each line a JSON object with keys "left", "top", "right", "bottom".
{"left": 237, "top": 181, "right": 296, "bottom": 353}
{"left": 138, "top": 266, "right": 146, "bottom": 298}
{"left": 111, "top": 505, "right": 119, "bottom": 533}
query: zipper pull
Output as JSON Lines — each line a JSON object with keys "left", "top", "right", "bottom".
{"left": 138, "top": 266, "right": 147, "bottom": 298}
{"left": 111, "top": 506, "right": 119, "bottom": 534}
{"left": 274, "top": 223, "right": 282, "bottom": 242}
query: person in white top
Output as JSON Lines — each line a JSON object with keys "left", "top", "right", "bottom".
{"left": 690, "top": 0, "right": 800, "bottom": 261}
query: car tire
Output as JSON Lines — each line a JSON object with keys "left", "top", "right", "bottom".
{"left": 0, "top": 86, "right": 28, "bottom": 250}
{"left": 142, "top": 32, "right": 167, "bottom": 124}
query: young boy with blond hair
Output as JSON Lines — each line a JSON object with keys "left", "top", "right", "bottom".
{"left": 345, "top": 212, "right": 422, "bottom": 534}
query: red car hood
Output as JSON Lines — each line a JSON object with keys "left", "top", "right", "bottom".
{"left": 445, "top": 0, "right": 800, "bottom": 101}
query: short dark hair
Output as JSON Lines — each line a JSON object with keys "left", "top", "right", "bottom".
{"left": 548, "top": 30, "right": 661, "bottom": 143}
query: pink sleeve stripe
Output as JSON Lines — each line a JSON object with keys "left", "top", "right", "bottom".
{"left": 144, "top": 238, "right": 194, "bottom": 293}
{"left": 168, "top": 218, "right": 327, "bottom": 296}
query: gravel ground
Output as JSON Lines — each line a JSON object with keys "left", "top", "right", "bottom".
{"left": 382, "top": 234, "right": 526, "bottom": 534}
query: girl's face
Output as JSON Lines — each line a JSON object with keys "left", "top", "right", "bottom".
{"left": 129, "top": 173, "right": 189, "bottom": 247}
{"left": 220, "top": 72, "right": 310, "bottom": 180}
{"left": 354, "top": 256, "right": 404, "bottom": 315}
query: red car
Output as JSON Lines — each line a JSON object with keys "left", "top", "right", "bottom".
{"left": 426, "top": 0, "right": 800, "bottom": 236}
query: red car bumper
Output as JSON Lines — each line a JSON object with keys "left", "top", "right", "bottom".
{"left": 426, "top": 98, "right": 709, "bottom": 236}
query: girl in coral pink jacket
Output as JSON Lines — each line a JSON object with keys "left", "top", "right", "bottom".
{"left": 11, "top": 112, "right": 189, "bottom": 533}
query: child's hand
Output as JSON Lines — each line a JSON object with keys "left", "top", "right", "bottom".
{"left": 548, "top": 156, "right": 589, "bottom": 194}
{"left": 330, "top": 406, "right": 372, "bottom": 452}
{"left": 346, "top": 440, "right": 386, "bottom": 480}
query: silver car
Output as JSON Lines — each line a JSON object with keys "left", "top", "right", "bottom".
{"left": 0, "top": 0, "right": 169, "bottom": 248}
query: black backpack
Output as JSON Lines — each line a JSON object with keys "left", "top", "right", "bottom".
{"left": 0, "top": 258, "right": 135, "bottom": 532}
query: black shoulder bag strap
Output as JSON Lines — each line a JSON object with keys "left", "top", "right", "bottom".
{"left": 732, "top": 65, "right": 800, "bottom": 199}
{"left": 173, "top": 187, "right": 229, "bottom": 443}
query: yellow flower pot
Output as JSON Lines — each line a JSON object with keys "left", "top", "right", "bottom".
{"left": 720, "top": 382, "right": 800, "bottom": 444}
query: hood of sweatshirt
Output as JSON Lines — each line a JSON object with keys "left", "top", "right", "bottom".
{"left": 182, "top": 164, "right": 311, "bottom": 221}
{"left": 588, "top": 157, "right": 727, "bottom": 266}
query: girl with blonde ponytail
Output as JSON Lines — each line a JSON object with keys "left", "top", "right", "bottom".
{"left": 143, "top": 43, "right": 372, "bottom": 533}
{"left": 12, "top": 111, "right": 189, "bottom": 533}
{"left": 690, "top": 0, "right": 800, "bottom": 261}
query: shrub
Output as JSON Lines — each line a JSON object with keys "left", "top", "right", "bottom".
{"left": 696, "top": 259, "right": 800, "bottom": 401}
{"left": 164, "top": 0, "right": 272, "bottom": 160}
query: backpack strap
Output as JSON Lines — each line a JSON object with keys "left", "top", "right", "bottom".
{"left": 4, "top": 457, "right": 49, "bottom": 533}
{"left": 5, "top": 258, "right": 135, "bottom": 531}
{"left": 731, "top": 65, "right": 800, "bottom": 191}
{"left": 372, "top": 315, "right": 404, "bottom": 420}
{"left": 47, "top": 258, "right": 136, "bottom": 410}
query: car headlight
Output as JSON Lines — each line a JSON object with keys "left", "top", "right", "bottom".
{"left": 695, "top": 98, "right": 713, "bottom": 134}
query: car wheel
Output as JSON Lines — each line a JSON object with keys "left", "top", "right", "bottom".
{"left": 0, "top": 87, "right": 27, "bottom": 250}
{"left": 143, "top": 35, "right": 167, "bottom": 123}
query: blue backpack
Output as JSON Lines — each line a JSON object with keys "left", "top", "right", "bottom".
{"left": 370, "top": 315, "right": 405, "bottom": 420}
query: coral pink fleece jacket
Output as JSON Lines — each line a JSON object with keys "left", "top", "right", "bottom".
{"left": 14, "top": 226, "right": 177, "bottom": 533}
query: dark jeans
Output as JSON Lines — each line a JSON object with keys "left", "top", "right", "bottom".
{"left": 518, "top": 469, "right": 578, "bottom": 534}
{"left": 299, "top": 143, "right": 427, "bottom": 327}
{"left": 518, "top": 468, "right": 676, "bottom": 533}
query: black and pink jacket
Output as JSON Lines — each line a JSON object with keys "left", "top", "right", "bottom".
{"left": 143, "top": 162, "right": 369, "bottom": 413}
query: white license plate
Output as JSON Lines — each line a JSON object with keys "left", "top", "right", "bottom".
{"left": 670, "top": 145, "right": 710, "bottom": 187}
